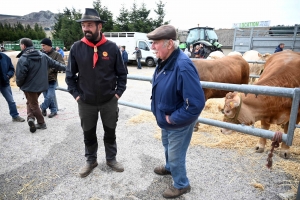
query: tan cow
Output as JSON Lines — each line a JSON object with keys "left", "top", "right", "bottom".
{"left": 227, "top": 51, "right": 242, "bottom": 57}
{"left": 3, "top": 51, "right": 21, "bottom": 82}
{"left": 191, "top": 55, "right": 250, "bottom": 131}
{"left": 242, "top": 50, "right": 271, "bottom": 84}
{"left": 221, "top": 51, "right": 300, "bottom": 158}
{"left": 206, "top": 50, "right": 225, "bottom": 60}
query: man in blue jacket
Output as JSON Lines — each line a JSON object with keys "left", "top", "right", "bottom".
{"left": 147, "top": 25, "right": 205, "bottom": 198}
{"left": 0, "top": 52, "right": 25, "bottom": 122}
{"left": 274, "top": 43, "right": 284, "bottom": 53}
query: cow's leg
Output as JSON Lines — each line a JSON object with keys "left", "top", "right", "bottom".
{"left": 279, "top": 122, "right": 290, "bottom": 159}
{"left": 255, "top": 120, "right": 270, "bottom": 153}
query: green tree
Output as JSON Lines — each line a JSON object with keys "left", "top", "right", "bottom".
{"left": 114, "top": 4, "right": 130, "bottom": 32}
{"left": 93, "top": 0, "right": 114, "bottom": 32}
{"left": 153, "top": 0, "right": 169, "bottom": 27}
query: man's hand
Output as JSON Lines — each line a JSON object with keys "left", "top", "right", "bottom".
{"left": 166, "top": 115, "right": 171, "bottom": 124}
{"left": 115, "top": 94, "right": 120, "bottom": 99}
{"left": 76, "top": 96, "right": 80, "bottom": 101}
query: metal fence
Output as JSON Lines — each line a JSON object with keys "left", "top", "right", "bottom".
{"left": 116, "top": 74, "right": 300, "bottom": 146}
{"left": 57, "top": 72, "right": 300, "bottom": 146}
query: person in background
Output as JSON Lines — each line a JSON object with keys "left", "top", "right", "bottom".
{"left": 188, "top": 44, "right": 195, "bottom": 58}
{"left": 16, "top": 38, "right": 66, "bottom": 133}
{"left": 193, "top": 45, "right": 201, "bottom": 58}
{"left": 56, "top": 46, "right": 65, "bottom": 58}
{"left": 184, "top": 48, "right": 191, "bottom": 58}
{"left": 40, "top": 38, "right": 65, "bottom": 118}
{"left": 0, "top": 52, "right": 25, "bottom": 122}
{"left": 121, "top": 46, "right": 128, "bottom": 70}
{"left": 274, "top": 43, "right": 284, "bottom": 53}
{"left": 65, "top": 8, "right": 127, "bottom": 178}
{"left": 133, "top": 47, "right": 142, "bottom": 69}
{"left": 147, "top": 25, "right": 205, "bottom": 199}
{"left": 63, "top": 47, "right": 67, "bottom": 51}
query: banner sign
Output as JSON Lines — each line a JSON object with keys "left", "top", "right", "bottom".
{"left": 233, "top": 21, "right": 271, "bottom": 28}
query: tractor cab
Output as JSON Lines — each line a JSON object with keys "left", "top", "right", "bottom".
{"left": 186, "top": 27, "right": 222, "bottom": 58}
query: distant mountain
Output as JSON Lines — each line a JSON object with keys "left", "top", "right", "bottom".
{"left": 0, "top": 11, "right": 57, "bottom": 30}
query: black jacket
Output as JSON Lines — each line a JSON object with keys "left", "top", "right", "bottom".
{"left": 16, "top": 47, "right": 66, "bottom": 92}
{"left": 65, "top": 38, "right": 127, "bottom": 105}
{"left": 0, "top": 52, "right": 15, "bottom": 87}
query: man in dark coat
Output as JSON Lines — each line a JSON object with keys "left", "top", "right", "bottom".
{"left": 0, "top": 52, "right": 25, "bottom": 122}
{"left": 40, "top": 38, "right": 65, "bottom": 118}
{"left": 65, "top": 8, "right": 127, "bottom": 178}
{"left": 16, "top": 38, "right": 66, "bottom": 133}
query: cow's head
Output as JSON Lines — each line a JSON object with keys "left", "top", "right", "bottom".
{"left": 220, "top": 92, "right": 242, "bottom": 134}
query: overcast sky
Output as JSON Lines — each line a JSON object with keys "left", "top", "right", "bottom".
{"left": 1, "top": 0, "right": 299, "bottom": 30}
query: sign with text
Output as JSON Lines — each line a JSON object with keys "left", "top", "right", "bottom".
{"left": 233, "top": 21, "right": 271, "bottom": 28}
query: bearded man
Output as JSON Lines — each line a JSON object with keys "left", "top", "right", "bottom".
{"left": 65, "top": 8, "right": 127, "bottom": 178}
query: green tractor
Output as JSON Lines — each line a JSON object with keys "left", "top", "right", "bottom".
{"left": 185, "top": 27, "right": 222, "bottom": 58}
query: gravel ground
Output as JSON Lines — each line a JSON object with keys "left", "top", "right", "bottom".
{"left": 0, "top": 66, "right": 297, "bottom": 200}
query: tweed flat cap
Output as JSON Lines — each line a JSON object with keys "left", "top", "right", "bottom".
{"left": 147, "top": 25, "right": 177, "bottom": 40}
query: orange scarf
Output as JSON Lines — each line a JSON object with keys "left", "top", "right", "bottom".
{"left": 81, "top": 34, "right": 107, "bottom": 68}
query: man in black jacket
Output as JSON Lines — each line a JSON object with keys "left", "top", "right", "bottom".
{"left": 16, "top": 38, "right": 66, "bottom": 133}
{"left": 65, "top": 8, "right": 127, "bottom": 178}
{"left": 0, "top": 52, "right": 25, "bottom": 122}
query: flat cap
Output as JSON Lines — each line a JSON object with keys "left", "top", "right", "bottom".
{"left": 147, "top": 25, "right": 177, "bottom": 40}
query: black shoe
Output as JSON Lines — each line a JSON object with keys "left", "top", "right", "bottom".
{"left": 40, "top": 106, "right": 47, "bottom": 116}
{"left": 35, "top": 123, "right": 47, "bottom": 129}
{"left": 28, "top": 118, "right": 36, "bottom": 133}
{"left": 48, "top": 112, "right": 57, "bottom": 118}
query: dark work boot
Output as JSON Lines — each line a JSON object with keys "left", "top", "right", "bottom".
{"left": 154, "top": 165, "right": 171, "bottom": 176}
{"left": 28, "top": 118, "right": 36, "bottom": 133}
{"left": 35, "top": 123, "right": 47, "bottom": 129}
{"left": 79, "top": 161, "right": 98, "bottom": 178}
{"left": 106, "top": 160, "right": 124, "bottom": 172}
{"left": 162, "top": 185, "right": 191, "bottom": 199}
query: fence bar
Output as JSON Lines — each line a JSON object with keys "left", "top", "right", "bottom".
{"left": 286, "top": 88, "right": 300, "bottom": 145}
{"left": 118, "top": 99, "right": 288, "bottom": 143}
{"left": 56, "top": 86, "right": 68, "bottom": 92}
{"left": 200, "top": 81, "right": 295, "bottom": 98}
{"left": 197, "top": 117, "right": 288, "bottom": 143}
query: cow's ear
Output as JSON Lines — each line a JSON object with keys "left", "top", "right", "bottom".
{"left": 231, "top": 93, "right": 241, "bottom": 108}
{"left": 258, "top": 52, "right": 263, "bottom": 58}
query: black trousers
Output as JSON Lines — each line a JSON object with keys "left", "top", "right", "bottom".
{"left": 77, "top": 96, "right": 119, "bottom": 163}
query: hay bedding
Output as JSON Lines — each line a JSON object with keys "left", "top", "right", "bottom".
{"left": 127, "top": 98, "right": 300, "bottom": 184}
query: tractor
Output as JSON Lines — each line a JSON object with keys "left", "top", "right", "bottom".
{"left": 185, "top": 27, "right": 222, "bottom": 58}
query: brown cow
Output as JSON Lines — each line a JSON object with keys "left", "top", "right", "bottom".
{"left": 191, "top": 55, "right": 250, "bottom": 131}
{"left": 220, "top": 51, "right": 300, "bottom": 159}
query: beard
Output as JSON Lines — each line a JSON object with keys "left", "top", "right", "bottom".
{"left": 84, "top": 29, "right": 100, "bottom": 42}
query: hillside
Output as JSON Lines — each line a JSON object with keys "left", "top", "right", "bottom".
{"left": 0, "top": 11, "right": 57, "bottom": 30}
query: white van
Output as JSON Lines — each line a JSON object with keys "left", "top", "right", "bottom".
{"left": 103, "top": 32, "right": 157, "bottom": 67}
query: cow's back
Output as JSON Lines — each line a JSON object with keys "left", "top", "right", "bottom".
{"left": 192, "top": 55, "right": 249, "bottom": 99}
{"left": 257, "top": 51, "right": 300, "bottom": 88}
